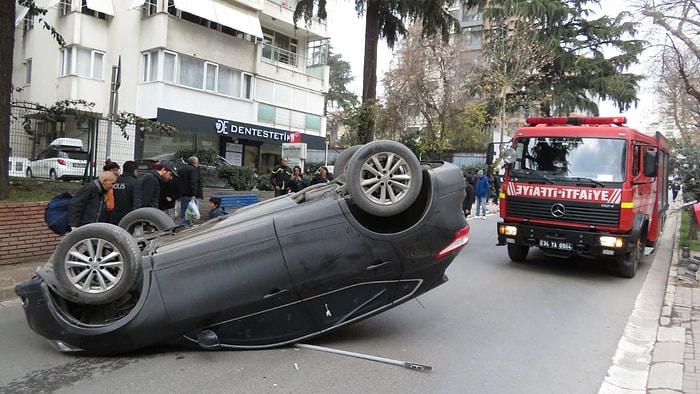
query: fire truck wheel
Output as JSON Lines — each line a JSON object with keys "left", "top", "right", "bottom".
{"left": 507, "top": 244, "right": 529, "bottom": 262}
{"left": 618, "top": 239, "right": 641, "bottom": 278}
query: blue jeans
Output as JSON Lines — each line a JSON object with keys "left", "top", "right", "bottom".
{"left": 180, "top": 197, "right": 199, "bottom": 225}
{"left": 476, "top": 196, "right": 488, "bottom": 217}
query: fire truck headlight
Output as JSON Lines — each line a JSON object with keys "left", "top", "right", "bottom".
{"left": 498, "top": 224, "right": 518, "bottom": 237}
{"left": 600, "top": 236, "right": 624, "bottom": 248}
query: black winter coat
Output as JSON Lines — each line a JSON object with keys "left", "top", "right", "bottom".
{"left": 68, "top": 179, "right": 107, "bottom": 228}
{"left": 134, "top": 170, "right": 162, "bottom": 209}
{"left": 178, "top": 164, "right": 203, "bottom": 199}
{"left": 110, "top": 173, "right": 139, "bottom": 225}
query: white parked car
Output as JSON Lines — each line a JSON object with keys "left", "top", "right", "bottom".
{"left": 26, "top": 138, "right": 89, "bottom": 181}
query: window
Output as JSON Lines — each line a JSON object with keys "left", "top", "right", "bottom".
{"left": 306, "top": 114, "right": 321, "bottom": 131}
{"left": 144, "top": 0, "right": 157, "bottom": 16}
{"left": 81, "top": 0, "right": 107, "bottom": 19}
{"left": 632, "top": 145, "right": 640, "bottom": 176}
{"left": 23, "top": 15, "right": 34, "bottom": 35}
{"left": 24, "top": 59, "right": 32, "bottom": 85}
{"left": 163, "top": 51, "right": 177, "bottom": 82}
{"left": 142, "top": 51, "right": 158, "bottom": 82}
{"left": 60, "top": 0, "right": 72, "bottom": 16}
{"left": 242, "top": 73, "right": 252, "bottom": 99}
{"left": 60, "top": 47, "right": 105, "bottom": 79}
{"left": 205, "top": 62, "right": 218, "bottom": 91}
{"left": 178, "top": 55, "right": 204, "bottom": 89}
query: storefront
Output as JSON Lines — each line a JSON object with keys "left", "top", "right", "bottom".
{"left": 135, "top": 108, "right": 326, "bottom": 173}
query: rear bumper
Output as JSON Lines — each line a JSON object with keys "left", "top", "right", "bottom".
{"left": 497, "top": 221, "right": 631, "bottom": 258}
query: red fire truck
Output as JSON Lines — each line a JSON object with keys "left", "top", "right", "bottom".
{"left": 495, "top": 117, "right": 671, "bottom": 277}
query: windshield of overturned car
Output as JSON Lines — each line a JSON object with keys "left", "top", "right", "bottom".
{"left": 510, "top": 137, "right": 627, "bottom": 183}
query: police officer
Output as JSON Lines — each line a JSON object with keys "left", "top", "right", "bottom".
{"left": 110, "top": 160, "right": 139, "bottom": 225}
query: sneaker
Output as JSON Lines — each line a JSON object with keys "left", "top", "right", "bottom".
{"left": 481, "top": 216, "right": 486, "bottom": 220}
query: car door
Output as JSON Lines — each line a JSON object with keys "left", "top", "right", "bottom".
{"left": 33, "top": 148, "right": 52, "bottom": 178}
{"left": 152, "top": 218, "right": 315, "bottom": 347}
{"left": 275, "top": 197, "right": 402, "bottom": 332}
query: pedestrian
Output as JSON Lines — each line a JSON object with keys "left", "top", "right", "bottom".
{"left": 289, "top": 165, "right": 308, "bottom": 192}
{"left": 134, "top": 161, "right": 178, "bottom": 209}
{"left": 462, "top": 173, "right": 475, "bottom": 217}
{"left": 491, "top": 172, "right": 501, "bottom": 204}
{"left": 270, "top": 156, "right": 293, "bottom": 196}
{"left": 158, "top": 175, "right": 181, "bottom": 217}
{"left": 311, "top": 166, "right": 330, "bottom": 185}
{"left": 208, "top": 196, "right": 227, "bottom": 219}
{"left": 110, "top": 160, "right": 139, "bottom": 225}
{"left": 101, "top": 160, "right": 120, "bottom": 222}
{"left": 178, "top": 156, "right": 203, "bottom": 225}
{"left": 68, "top": 170, "right": 117, "bottom": 231}
{"left": 474, "top": 169, "right": 490, "bottom": 220}
{"left": 671, "top": 167, "right": 682, "bottom": 202}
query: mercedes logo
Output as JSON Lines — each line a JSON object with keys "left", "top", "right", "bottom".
{"left": 551, "top": 203, "right": 566, "bottom": 218}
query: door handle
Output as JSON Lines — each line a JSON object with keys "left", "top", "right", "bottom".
{"left": 263, "top": 288, "right": 290, "bottom": 299}
{"left": 367, "top": 260, "right": 391, "bottom": 271}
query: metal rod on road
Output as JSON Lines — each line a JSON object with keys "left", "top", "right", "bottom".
{"left": 295, "top": 343, "right": 432, "bottom": 372}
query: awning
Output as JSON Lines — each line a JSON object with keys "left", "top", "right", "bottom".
{"left": 130, "top": 0, "right": 146, "bottom": 8}
{"left": 15, "top": 5, "right": 29, "bottom": 27}
{"left": 172, "top": 0, "right": 263, "bottom": 38}
{"left": 85, "top": 0, "right": 114, "bottom": 16}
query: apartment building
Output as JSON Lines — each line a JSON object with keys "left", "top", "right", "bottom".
{"left": 11, "top": 0, "right": 330, "bottom": 173}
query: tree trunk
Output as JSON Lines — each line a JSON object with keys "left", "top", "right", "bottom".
{"left": 0, "top": 0, "right": 16, "bottom": 200}
{"left": 361, "top": 0, "right": 380, "bottom": 143}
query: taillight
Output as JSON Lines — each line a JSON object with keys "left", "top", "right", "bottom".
{"left": 57, "top": 159, "right": 66, "bottom": 165}
{"left": 436, "top": 225, "right": 470, "bottom": 260}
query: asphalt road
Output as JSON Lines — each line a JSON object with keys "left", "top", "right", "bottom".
{"left": 0, "top": 215, "right": 649, "bottom": 393}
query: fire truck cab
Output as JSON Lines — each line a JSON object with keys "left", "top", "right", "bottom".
{"left": 496, "top": 117, "right": 671, "bottom": 278}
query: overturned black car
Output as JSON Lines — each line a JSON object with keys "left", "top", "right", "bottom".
{"left": 16, "top": 141, "right": 470, "bottom": 355}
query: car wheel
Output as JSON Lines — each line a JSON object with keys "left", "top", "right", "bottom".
{"left": 507, "top": 243, "right": 529, "bottom": 262}
{"left": 346, "top": 140, "right": 422, "bottom": 217}
{"left": 26, "top": 168, "right": 33, "bottom": 178}
{"left": 617, "top": 239, "right": 640, "bottom": 278}
{"left": 333, "top": 145, "right": 363, "bottom": 180}
{"left": 49, "top": 169, "right": 57, "bottom": 181}
{"left": 119, "top": 207, "right": 175, "bottom": 241}
{"left": 52, "top": 223, "right": 142, "bottom": 305}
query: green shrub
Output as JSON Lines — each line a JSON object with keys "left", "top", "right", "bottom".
{"left": 217, "top": 165, "right": 257, "bottom": 190}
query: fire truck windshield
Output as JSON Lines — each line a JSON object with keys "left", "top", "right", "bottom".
{"left": 510, "top": 137, "right": 626, "bottom": 183}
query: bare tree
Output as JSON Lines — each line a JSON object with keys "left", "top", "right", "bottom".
{"left": 641, "top": 0, "right": 700, "bottom": 132}
{"left": 381, "top": 23, "right": 487, "bottom": 157}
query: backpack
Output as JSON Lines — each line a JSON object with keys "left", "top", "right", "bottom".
{"left": 45, "top": 192, "right": 73, "bottom": 235}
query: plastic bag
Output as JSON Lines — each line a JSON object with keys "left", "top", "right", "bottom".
{"left": 186, "top": 199, "right": 201, "bottom": 221}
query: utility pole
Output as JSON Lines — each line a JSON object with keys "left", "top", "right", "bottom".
{"left": 105, "top": 56, "right": 121, "bottom": 160}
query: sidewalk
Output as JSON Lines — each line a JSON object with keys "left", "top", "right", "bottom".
{"left": 1, "top": 204, "right": 697, "bottom": 392}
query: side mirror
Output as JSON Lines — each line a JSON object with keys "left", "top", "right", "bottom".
{"left": 502, "top": 148, "right": 517, "bottom": 164}
{"left": 643, "top": 150, "right": 657, "bottom": 177}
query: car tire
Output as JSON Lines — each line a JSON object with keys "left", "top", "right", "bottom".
{"left": 53, "top": 223, "right": 142, "bottom": 305}
{"left": 346, "top": 140, "right": 422, "bottom": 217}
{"left": 49, "top": 170, "right": 57, "bottom": 181}
{"left": 333, "top": 145, "right": 363, "bottom": 180}
{"left": 507, "top": 243, "right": 529, "bottom": 262}
{"left": 26, "top": 168, "right": 33, "bottom": 178}
{"left": 618, "top": 239, "right": 640, "bottom": 278}
{"left": 119, "top": 207, "right": 175, "bottom": 239}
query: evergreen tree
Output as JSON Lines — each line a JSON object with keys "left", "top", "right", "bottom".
{"left": 465, "top": 0, "right": 645, "bottom": 116}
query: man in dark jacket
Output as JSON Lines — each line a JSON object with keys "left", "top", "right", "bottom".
{"left": 110, "top": 160, "right": 138, "bottom": 225}
{"left": 178, "top": 156, "right": 203, "bottom": 225}
{"left": 68, "top": 171, "right": 117, "bottom": 231}
{"left": 462, "top": 173, "right": 475, "bottom": 217}
{"left": 134, "top": 161, "right": 178, "bottom": 209}
{"left": 270, "top": 156, "right": 293, "bottom": 196}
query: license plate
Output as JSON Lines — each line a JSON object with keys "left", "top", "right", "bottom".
{"left": 73, "top": 163, "right": 85, "bottom": 168}
{"left": 539, "top": 239, "right": 573, "bottom": 251}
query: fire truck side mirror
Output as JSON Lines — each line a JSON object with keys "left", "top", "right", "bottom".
{"left": 503, "top": 148, "right": 517, "bottom": 164}
{"left": 643, "top": 150, "right": 658, "bottom": 177}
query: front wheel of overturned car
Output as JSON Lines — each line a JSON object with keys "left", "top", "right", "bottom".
{"left": 53, "top": 223, "right": 142, "bottom": 305}
{"left": 507, "top": 243, "right": 529, "bottom": 262}
{"left": 617, "top": 239, "right": 640, "bottom": 278}
{"left": 346, "top": 140, "right": 422, "bottom": 217}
